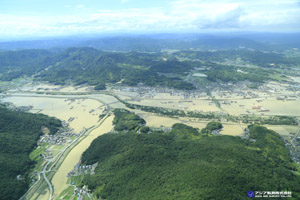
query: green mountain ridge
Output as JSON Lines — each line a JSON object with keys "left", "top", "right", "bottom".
{"left": 1, "top": 47, "right": 296, "bottom": 90}
{"left": 80, "top": 109, "right": 300, "bottom": 200}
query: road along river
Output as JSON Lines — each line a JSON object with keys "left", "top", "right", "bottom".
{"left": 2, "top": 92, "right": 117, "bottom": 199}
{"left": 52, "top": 115, "right": 114, "bottom": 198}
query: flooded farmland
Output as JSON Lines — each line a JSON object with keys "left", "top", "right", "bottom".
{"left": 3, "top": 96, "right": 104, "bottom": 133}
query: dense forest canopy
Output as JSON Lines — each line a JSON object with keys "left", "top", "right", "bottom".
{"left": 0, "top": 105, "right": 61, "bottom": 200}
{"left": 80, "top": 109, "right": 300, "bottom": 200}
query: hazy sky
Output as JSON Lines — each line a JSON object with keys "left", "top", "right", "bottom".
{"left": 0, "top": 0, "right": 300, "bottom": 38}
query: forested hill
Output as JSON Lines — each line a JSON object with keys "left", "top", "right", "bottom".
{"left": 0, "top": 105, "right": 61, "bottom": 200}
{"left": 0, "top": 49, "right": 54, "bottom": 81}
{"left": 80, "top": 109, "right": 300, "bottom": 200}
{"left": 34, "top": 48, "right": 197, "bottom": 90}
{"left": 0, "top": 47, "right": 298, "bottom": 89}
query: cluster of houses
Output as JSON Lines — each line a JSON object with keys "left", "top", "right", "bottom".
{"left": 39, "top": 130, "right": 76, "bottom": 146}
{"left": 111, "top": 80, "right": 282, "bottom": 103}
{"left": 111, "top": 85, "right": 209, "bottom": 100}
{"left": 282, "top": 134, "right": 300, "bottom": 166}
{"left": 68, "top": 161, "right": 98, "bottom": 177}
{"left": 292, "top": 136, "right": 300, "bottom": 165}
{"left": 73, "top": 186, "right": 91, "bottom": 200}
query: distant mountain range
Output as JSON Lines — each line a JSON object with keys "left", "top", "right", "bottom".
{"left": 0, "top": 33, "right": 299, "bottom": 51}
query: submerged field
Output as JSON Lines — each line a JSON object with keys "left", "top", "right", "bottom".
{"left": 3, "top": 96, "right": 104, "bottom": 133}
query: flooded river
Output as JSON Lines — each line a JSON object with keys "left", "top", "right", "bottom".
{"left": 52, "top": 115, "right": 114, "bottom": 198}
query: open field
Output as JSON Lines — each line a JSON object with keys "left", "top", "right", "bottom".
{"left": 265, "top": 125, "right": 299, "bottom": 136}
{"left": 221, "top": 124, "right": 246, "bottom": 136}
{"left": 30, "top": 189, "right": 49, "bottom": 200}
{"left": 137, "top": 111, "right": 245, "bottom": 136}
{"left": 221, "top": 98, "right": 300, "bottom": 116}
{"left": 138, "top": 112, "right": 206, "bottom": 130}
{"left": 260, "top": 99, "right": 300, "bottom": 116}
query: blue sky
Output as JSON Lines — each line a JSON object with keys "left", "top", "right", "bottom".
{"left": 0, "top": 0, "right": 300, "bottom": 39}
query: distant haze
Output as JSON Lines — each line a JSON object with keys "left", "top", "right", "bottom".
{"left": 1, "top": 0, "right": 300, "bottom": 40}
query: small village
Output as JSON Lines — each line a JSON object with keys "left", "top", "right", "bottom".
{"left": 286, "top": 135, "right": 300, "bottom": 165}
{"left": 111, "top": 78, "right": 300, "bottom": 103}
{"left": 73, "top": 186, "right": 92, "bottom": 200}
{"left": 67, "top": 161, "right": 98, "bottom": 177}
{"left": 38, "top": 121, "right": 87, "bottom": 160}
{"left": 66, "top": 162, "right": 99, "bottom": 199}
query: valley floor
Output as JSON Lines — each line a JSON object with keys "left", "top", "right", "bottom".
{"left": 0, "top": 80, "right": 300, "bottom": 199}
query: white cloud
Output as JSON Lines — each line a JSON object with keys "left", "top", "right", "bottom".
{"left": 0, "top": 0, "right": 300, "bottom": 38}
{"left": 169, "top": 0, "right": 300, "bottom": 30}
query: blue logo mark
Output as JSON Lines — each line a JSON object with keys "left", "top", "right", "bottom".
{"left": 248, "top": 191, "right": 255, "bottom": 198}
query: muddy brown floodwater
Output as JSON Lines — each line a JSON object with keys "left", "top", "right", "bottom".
{"left": 52, "top": 115, "right": 114, "bottom": 198}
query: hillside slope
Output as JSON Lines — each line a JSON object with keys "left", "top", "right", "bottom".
{"left": 80, "top": 109, "right": 300, "bottom": 200}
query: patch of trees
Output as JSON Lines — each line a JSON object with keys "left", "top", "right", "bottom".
{"left": 0, "top": 105, "right": 61, "bottom": 200}
{"left": 171, "top": 123, "right": 199, "bottom": 136}
{"left": 241, "top": 115, "right": 298, "bottom": 126}
{"left": 201, "top": 121, "right": 223, "bottom": 134}
{"left": 113, "top": 109, "right": 146, "bottom": 131}
{"left": 80, "top": 112, "right": 300, "bottom": 199}
{"left": 94, "top": 82, "right": 106, "bottom": 90}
